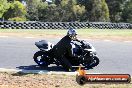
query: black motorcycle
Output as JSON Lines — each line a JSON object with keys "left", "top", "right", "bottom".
{"left": 33, "top": 39, "right": 100, "bottom": 70}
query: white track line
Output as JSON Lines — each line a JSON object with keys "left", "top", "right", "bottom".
{"left": 0, "top": 68, "right": 20, "bottom": 73}
{"left": 124, "top": 41, "right": 132, "bottom": 43}
{"left": 0, "top": 36, "right": 8, "bottom": 38}
{"left": 48, "top": 71, "right": 79, "bottom": 75}
{"left": 0, "top": 68, "right": 102, "bottom": 75}
{"left": 103, "top": 40, "right": 111, "bottom": 42}
{"left": 0, "top": 68, "right": 78, "bottom": 75}
{"left": 24, "top": 37, "right": 35, "bottom": 39}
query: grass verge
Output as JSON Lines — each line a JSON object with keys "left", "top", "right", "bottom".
{"left": 0, "top": 29, "right": 132, "bottom": 41}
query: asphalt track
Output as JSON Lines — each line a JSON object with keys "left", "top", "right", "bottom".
{"left": 0, "top": 36, "right": 132, "bottom": 74}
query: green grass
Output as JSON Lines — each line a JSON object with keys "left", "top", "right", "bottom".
{"left": 78, "top": 29, "right": 132, "bottom": 36}
{"left": 0, "top": 29, "right": 132, "bottom": 38}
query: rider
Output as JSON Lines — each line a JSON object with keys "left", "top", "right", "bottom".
{"left": 53, "top": 28, "right": 79, "bottom": 71}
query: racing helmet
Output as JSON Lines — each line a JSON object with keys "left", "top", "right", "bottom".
{"left": 67, "top": 28, "right": 77, "bottom": 40}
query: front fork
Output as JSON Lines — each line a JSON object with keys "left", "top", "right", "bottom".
{"left": 82, "top": 51, "right": 96, "bottom": 64}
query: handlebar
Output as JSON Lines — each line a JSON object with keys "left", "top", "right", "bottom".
{"left": 73, "top": 39, "right": 85, "bottom": 49}
{"left": 74, "top": 39, "right": 84, "bottom": 44}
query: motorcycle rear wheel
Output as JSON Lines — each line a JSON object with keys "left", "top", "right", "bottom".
{"left": 33, "top": 51, "right": 50, "bottom": 67}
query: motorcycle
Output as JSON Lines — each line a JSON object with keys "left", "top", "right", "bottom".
{"left": 33, "top": 39, "right": 100, "bottom": 70}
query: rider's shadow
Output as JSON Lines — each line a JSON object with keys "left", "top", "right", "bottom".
{"left": 16, "top": 65, "right": 66, "bottom": 72}
{"left": 16, "top": 65, "right": 92, "bottom": 73}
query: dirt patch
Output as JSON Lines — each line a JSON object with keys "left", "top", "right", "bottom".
{"left": 0, "top": 33, "right": 63, "bottom": 39}
{"left": 0, "top": 72, "right": 131, "bottom": 88}
{"left": 79, "top": 35, "right": 132, "bottom": 41}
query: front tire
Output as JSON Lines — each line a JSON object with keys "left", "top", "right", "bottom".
{"left": 90, "top": 56, "right": 100, "bottom": 67}
{"left": 33, "top": 51, "right": 50, "bottom": 67}
{"left": 83, "top": 56, "right": 100, "bottom": 69}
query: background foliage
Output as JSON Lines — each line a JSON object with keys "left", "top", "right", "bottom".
{"left": 0, "top": 0, "right": 131, "bottom": 23}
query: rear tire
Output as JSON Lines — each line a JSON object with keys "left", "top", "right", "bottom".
{"left": 33, "top": 51, "right": 50, "bottom": 67}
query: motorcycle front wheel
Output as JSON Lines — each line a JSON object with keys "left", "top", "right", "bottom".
{"left": 33, "top": 51, "right": 50, "bottom": 67}
{"left": 83, "top": 56, "right": 100, "bottom": 69}
{"left": 90, "top": 56, "right": 100, "bottom": 67}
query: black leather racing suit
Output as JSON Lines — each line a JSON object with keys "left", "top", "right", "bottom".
{"left": 53, "top": 35, "right": 74, "bottom": 70}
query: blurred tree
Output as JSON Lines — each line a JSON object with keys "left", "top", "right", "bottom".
{"left": 0, "top": 0, "right": 10, "bottom": 18}
{"left": 7, "top": 0, "right": 13, "bottom": 2}
{"left": 37, "top": 1, "right": 48, "bottom": 21}
{"left": 39, "top": 4, "right": 58, "bottom": 21}
{"left": 3, "top": 1, "right": 26, "bottom": 21}
{"left": 85, "top": 0, "right": 109, "bottom": 22}
{"left": 106, "top": 0, "right": 124, "bottom": 22}
{"left": 37, "top": 0, "right": 86, "bottom": 22}
{"left": 1, "top": 0, "right": 130, "bottom": 22}
{"left": 59, "top": 0, "right": 76, "bottom": 21}
{"left": 72, "top": 4, "right": 86, "bottom": 21}
{"left": 26, "top": 0, "right": 41, "bottom": 21}
{"left": 76, "top": 0, "right": 109, "bottom": 22}
{"left": 91, "top": 0, "right": 109, "bottom": 21}
{"left": 121, "top": 0, "right": 132, "bottom": 23}
{"left": 54, "top": 0, "right": 61, "bottom": 5}
{"left": 59, "top": 0, "right": 86, "bottom": 21}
